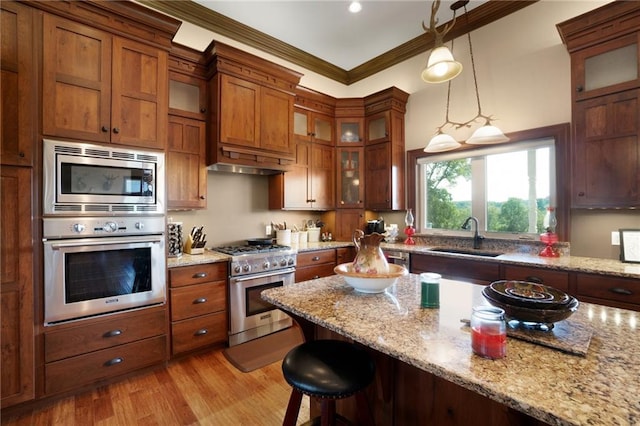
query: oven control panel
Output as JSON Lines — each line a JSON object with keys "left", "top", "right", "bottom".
{"left": 230, "top": 253, "right": 296, "bottom": 276}
{"left": 43, "top": 216, "right": 165, "bottom": 239}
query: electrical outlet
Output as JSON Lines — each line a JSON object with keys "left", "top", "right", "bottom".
{"left": 611, "top": 231, "right": 620, "bottom": 246}
{"left": 266, "top": 225, "right": 272, "bottom": 236}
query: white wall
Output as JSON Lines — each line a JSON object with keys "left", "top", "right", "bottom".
{"left": 171, "top": 1, "right": 640, "bottom": 258}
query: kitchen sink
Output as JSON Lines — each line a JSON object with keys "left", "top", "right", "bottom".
{"left": 428, "top": 247, "right": 503, "bottom": 257}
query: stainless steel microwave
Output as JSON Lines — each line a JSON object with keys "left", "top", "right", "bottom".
{"left": 43, "top": 139, "right": 165, "bottom": 215}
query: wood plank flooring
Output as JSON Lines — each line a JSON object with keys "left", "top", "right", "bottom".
{"left": 1, "top": 349, "right": 310, "bottom": 425}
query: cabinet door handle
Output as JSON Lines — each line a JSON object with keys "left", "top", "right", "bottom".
{"left": 312, "top": 256, "right": 320, "bottom": 261}
{"left": 113, "top": 127, "right": 120, "bottom": 134}
{"left": 101, "top": 126, "right": 109, "bottom": 133}
{"left": 103, "top": 329, "right": 123, "bottom": 338}
{"left": 576, "top": 86, "right": 583, "bottom": 92}
{"left": 199, "top": 195, "right": 205, "bottom": 200}
{"left": 193, "top": 297, "right": 207, "bottom": 304}
{"left": 525, "top": 276, "right": 543, "bottom": 284}
{"left": 578, "top": 192, "right": 585, "bottom": 197}
{"left": 609, "top": 287, "right": 633, "bottom": 296}
{"left": 193, "top": 272, "right": 208, "bottom": 278}
{"left": 312, "top": 275, "right": 320, "bottom": 279}
{"left": 104, "top": 357, "right": 123, "bottom": 367}
{"left": 194, "top": 328, "right": 208, "bottom": 336}
{"left": 200, "top": 107, "right": 207, "bottom": 113}
{"left": 19, "top": 151, "right": 25, "bottom": 158}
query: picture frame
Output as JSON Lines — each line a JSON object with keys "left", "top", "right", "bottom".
{"left": 619, "top": 229, "right": 640, "bottom": 264}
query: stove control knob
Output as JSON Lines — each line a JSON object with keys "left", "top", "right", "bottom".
{"left": 103, "top": 222, "right": 118, "bottom": 232}
{"left": 72, "top": 223, "right": 85, "bottom": 233}
{"left": 280, "top": 259, "right": 287, "bottom": 267}
{"left": 135, "top": 222, "right": 144, "bottom": 230}
{"left": 234, "top": 264, "right": 241, "bottom": 274}
{"left": 288, "top": 258, "right": 295, "bottom": 266}
{"left": 263, "top": 261, "right": 270, "bottom": 270}
{"left": 243, "top": 264, "right": 251, "bottom": 273}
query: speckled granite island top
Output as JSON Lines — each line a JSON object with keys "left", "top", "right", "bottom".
{"left": 262, "top": 275, "right": 639, "bottom": 426}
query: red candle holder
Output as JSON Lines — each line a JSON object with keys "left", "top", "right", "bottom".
{"left": 539, "top": 232, "right": 559, "bottom": 257}
{"left": 404, "top": 226, "right": 416, "bottom": 245}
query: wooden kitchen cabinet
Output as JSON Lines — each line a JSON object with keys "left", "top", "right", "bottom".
{"left": 333, "top": 209, "right": 365, "bottom": 242}
{"left": 1, "top": 1, "right": 36, "bottom": 167}
{"left": 574, "top": 273, "right": 640, "bottom": 311}
{"left": 169, "top": 262, "right": 228, "bottom": 356}
{"left": 269, "top": 88, "right": 336, "bottom": 210}
{"left": 364, "top": 87, "right": 409, "bottom": 211}
{"left": 558, "top": 2, "right": 640, "bottom": 208}
{"left": 167, "top": 117, "right": 207, "bottom": 209}
{"left": 337, "top": 246, "right": 357, "bottom": 264}
{"left": 169, "top": 43, "right": 208, "bottom": 121}
{"left": 206, "top": 42, "right": 302, "bottom": 171}
{"left": 501, "top": 265, "right": 570, "bottom": 293}
{"left": 336, "top": 117, "right": 364, "bottom": 146}
{"left": 1, "top": 166, "right": 34, "bottom": 408}
{"left": 42, "top": 13, "right": 170, "bottom": 150}
{"left": 337, "top": 148, "right": 364, "bottom": 208}
{"left": 295, "top": 250, "right": 337, "bottom": 282}
{"left": 43, "top": 306, "right": 167, "bottom": 395}
{"left": 411, "top": 253, "right": 500, "bottom": 285}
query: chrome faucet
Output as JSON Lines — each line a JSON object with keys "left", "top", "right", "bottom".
{"left": 461, "top": 216, "right": 484, "bottom": 249}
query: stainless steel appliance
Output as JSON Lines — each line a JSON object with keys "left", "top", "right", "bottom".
{"left": 43, "top": 139, "right": 165, "bottom": 215}
{"left": 214, "top": 245, "right": 296, "bottom": 346}
{"left": 384, "top": 249, "right": 410, "bottom": 270}
{"left": 365, "top": 218, "right": 385, "bottom": 234}
{"left": 42, "top": 216, "right": 166, "bottom": 325}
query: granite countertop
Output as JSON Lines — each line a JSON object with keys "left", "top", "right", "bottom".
{"left": 262, "top": 275, "right": 640, "bottom": 426}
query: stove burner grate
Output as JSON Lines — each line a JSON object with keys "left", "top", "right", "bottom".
{"left": 213, "top": 244, "right": 292, "bottom": 255}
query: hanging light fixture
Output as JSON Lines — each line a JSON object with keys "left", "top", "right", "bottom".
{"left": 421, "top": 0, "right": 462, "bottom": 83}
{"left": 424, "top": 0, "right": 509, "bottom": 152}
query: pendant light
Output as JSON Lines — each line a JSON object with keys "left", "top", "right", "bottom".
{"left": 424, "top": 0, "right": 509, "bottom": 152}
{"left": 421, "top": 0, "right": 462, "bottom": 83}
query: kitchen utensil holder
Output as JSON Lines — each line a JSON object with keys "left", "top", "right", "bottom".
{"left": 167, "top": 221, "right": 183, "bottom": 257}
{"left": 184, "top": 235, "right": 204, "bottom": 255}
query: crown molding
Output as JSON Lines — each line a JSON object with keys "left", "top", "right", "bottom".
{"left": 140, "top": 0, "right": 537, "bottom": 85}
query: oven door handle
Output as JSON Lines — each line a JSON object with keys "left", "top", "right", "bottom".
{"left": 47, "top": 235, "right": 164, "bottom": 250}
{"left": 233, "top": 268, "right": 296, "bottom": 282}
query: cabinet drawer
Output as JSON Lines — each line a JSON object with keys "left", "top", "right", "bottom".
{"left": 295, "top": 264, "right": 337, "bottom": 283}
{"left": 411, "top": 254, "right": 499, "bottom": 285}
{"left": 45, "top": 308, "right": 166, "bottom": 363}
{"left": 171, "top": 281, "right": 226, "bottom": 321}
{"left": 502, "top": 266, "right": 570, "bottom": 293}
{"left": 336, "top": 247, "right": 356, "bottom": 264}
{"left": 171, "top": 312, "right": 227, "bottom": 355}
{"left": 45, "top": 335, "right": 167, "bottom": 395}
{"left": 298, "top": 250, "right": 336, "bottom": 266}
{"left": 575, "top": 273, "right": 640, "bottom": 308}
{"left": 169, "top": 262, "right": 228, "bottom": 288}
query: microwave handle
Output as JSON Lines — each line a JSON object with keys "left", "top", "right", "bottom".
{"left": 47, "top": 235, "right": 163, "bottom": 250}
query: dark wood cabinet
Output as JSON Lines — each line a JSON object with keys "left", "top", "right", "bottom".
{"left": 168, "top": 44, "right": 208, "bottom": 210}
{"left": 501, "top": 265, "right": 570, "bottom": 293}
{"left": 337, "top": 148, "right": 364, "bottom": 209}
{"left": 169, "top": 263, "right": 228, "bottom": 356}
{"left": 1, "top": 166, "right": 34, "bottom": 408}
{"left": 558, "top": 2, "right": 640, "bottom": 208}
{"left": 295, "top": 250, "right": 337, "bottom": 282}
{"left": 411, "top": 254, "right": 500, "bottom": 285}
{"left": 206, "top": 42, "right": 302, "bottom": 171}
{"left": 364, "top": 88, "right": 409, "bottom": 211}
{"left": 333, "top": 209, "right": 365, "bottom": 242}
{"left": 574, "top": 273, "right": 640, "bottom": 311}
{"left": 42, "top": 13, "right": 171, "bottom": 150}
{"left": 1, "top": 1, "right": 36, "bottom": 167}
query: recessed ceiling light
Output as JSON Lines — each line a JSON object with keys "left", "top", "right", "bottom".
{"left": 349, "top": 1, "right": 362, "bottom": 14}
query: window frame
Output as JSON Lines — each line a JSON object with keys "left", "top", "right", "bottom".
{"left": 406, "top": 123, "right": 571, "bottom": 241}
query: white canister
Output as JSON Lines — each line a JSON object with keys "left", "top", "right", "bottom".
{"left": 290, "top": 231, "right": 300, "bottom": 245}
{"left": 308, "top": 228, "right": 321, "bottom": 242}
{"left": 298, "top": 231, "right": 308, "bottom": 245}
{"left": 276, "top": 229, "right": 292, "bottom": 246}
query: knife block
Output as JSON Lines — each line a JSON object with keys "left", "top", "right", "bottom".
{"left": 184, "top": 235, "right": 204, "bottom": 255}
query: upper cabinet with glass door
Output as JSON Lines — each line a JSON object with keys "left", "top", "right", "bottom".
{"left": 168, "top": 44, "right": 208, "bottom": 121}
{"left": 335, "top": 98, "right": 365, "bottom": 146}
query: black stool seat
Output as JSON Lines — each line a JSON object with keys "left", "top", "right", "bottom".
{"left": 281, "top": 340, "right": 375, "bottom": 426}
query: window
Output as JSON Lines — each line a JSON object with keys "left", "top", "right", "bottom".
{"left": 408, "top": 124, "right": 569, "bottom": 240}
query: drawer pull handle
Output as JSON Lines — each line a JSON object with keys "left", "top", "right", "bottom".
{"left": 525, "top": 276, "right": 543, "bottom": 284}
{"left": 609, "top": 287, "right": 633, "bottom": 296}
{"left": 194, "top": 297, "right": 207, "bottom": 304}
{"left": 313, "top": 275, "right": 320, "bottom": 279}
{"left": 103, "top": 329, "right": 122, "bottom": 338}
{"left": 104, "top": 357, "right": 123, "bottom": 367}
{"left": 194, "top": 329, "right": 208, "bottom": 336}
{"left": 312, "top": 256, "right": 320, "bottom": 261}
{"left": 193, "top": 272, "right": 208, "bottom": 278}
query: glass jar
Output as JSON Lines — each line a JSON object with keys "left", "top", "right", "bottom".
{"left": 470, "top": 306, "right": 506, "bottom": 359}
{"left": 420, "top": 272, "right": 441, "bottom": 308}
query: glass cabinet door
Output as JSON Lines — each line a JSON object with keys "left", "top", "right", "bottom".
{"left": 337, "top": 148, "right": 364, "bottom": 208}
{"left": 337, "top": 118, "right": 363, "bottom": 145}
{"left": 169, "top": 72, "right": 207, "bottom": 120}
{"left": 366, "top": 112, "right": 389, "bottom": 144}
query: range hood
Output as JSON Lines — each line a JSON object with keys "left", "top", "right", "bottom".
{"left": 207, "top": 162, "right": 290, "bottom": 176}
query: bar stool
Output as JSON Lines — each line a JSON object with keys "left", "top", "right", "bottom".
{"left": 281, "top": 339, "right": 375, "bottom": 426}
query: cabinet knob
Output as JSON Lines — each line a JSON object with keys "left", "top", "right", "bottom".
{"left": 194, "top": 329, "right": 208, "bottom": 336}
{"left": 312, "top": 256, "right": 320, "bottom": 261}
{"left": 199, "top": 195, "right": 205, "bottom": 200}
{"left": 200, "top": 107, "right": 207, "bottom": 113}
{"left": 576, "top": 86, "right": 584, "bottom": 92}
{"left": 104, "top": 357, "right": 124, "bottom": 367}
{"left": 577, "top": 192, "right": 585, "bottom": 197}
{"left": 193, "top": 272, "right": 208, "bottom": 278}
{"left": 101, "top": 126, "right": 109, "bottom": 133}
{"left": 193, "top": 297, "right": 207, "bottom": 304}
{"left": 113, "top": 127, "right": 120, "bottom": 134}
{"left": 103, "top": 329, "right": 123, "bottom": 338}
{"left": 19, "top": 151, "right": 25, "bottom": 158}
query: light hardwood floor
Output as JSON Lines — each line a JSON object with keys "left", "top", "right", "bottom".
{"left": 1, "top": 349, "right": 310, "bottom": 425}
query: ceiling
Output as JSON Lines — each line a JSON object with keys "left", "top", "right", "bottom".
{"left": 140, "top": 0, "right": 536, "bottom": 84}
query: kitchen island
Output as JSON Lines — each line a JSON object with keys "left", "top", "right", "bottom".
{"left": 262, "top": 275, "right": 639, "bottom": 426}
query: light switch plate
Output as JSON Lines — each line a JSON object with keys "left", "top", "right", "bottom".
{"left": 611, "top": 231, "right": 620, "bottom": 246}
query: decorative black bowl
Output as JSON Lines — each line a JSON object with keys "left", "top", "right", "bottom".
{"left": 485, "top": 280, "right": 573, "bottom": 310}
{"left": 482, "top": 287, "right": 579, "bottom": 324}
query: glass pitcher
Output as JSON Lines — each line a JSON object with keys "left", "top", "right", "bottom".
{"left": 352, "top": 229, "right": 389, "bottom": 274}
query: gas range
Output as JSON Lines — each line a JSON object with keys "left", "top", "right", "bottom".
{"left": 211, "top": 244, "right": 297, "bottom": 277}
